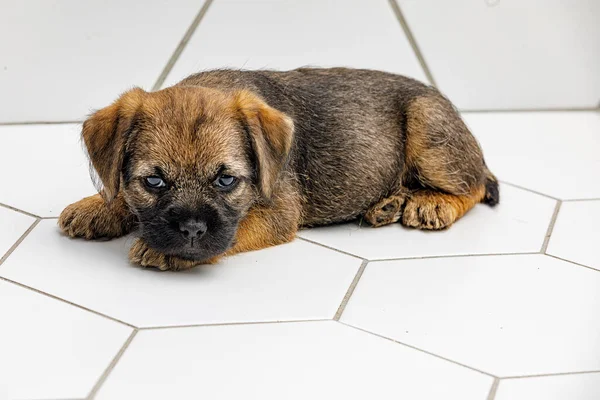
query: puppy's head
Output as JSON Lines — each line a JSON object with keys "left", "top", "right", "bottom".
{"left": 82, "top": 86, "right": 293, "bottom": 261}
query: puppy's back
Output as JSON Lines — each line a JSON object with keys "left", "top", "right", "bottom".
{"left": 178, "top": 68, "right": 435, "bottom": 225}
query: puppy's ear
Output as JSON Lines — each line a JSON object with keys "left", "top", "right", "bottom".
{"left": 233, "top": 90, "right": 294, "bottom": 200}
{"left": 82, "top": 88, "right": 145, "bottom": 201}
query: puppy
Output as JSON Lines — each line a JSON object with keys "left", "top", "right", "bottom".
{"left": 59, "top": 68, "right": 499, "bottom": 270}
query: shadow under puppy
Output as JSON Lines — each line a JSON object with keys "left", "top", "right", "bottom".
{"left": 59, "top": 68, "right": 499, "bottom": 271}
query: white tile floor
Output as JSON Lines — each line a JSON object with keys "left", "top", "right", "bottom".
{"left": 1, "top": 117, "right": 598, "bottom": 400}
{"left": 1, "top": 2, "right": 600, "bottom": 400}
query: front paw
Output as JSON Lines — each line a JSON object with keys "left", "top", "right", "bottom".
{"left": 59, "top": 194, "right": 133, "bottom": 239}
{"left": 128, "top": 239, "right": 219, "bottom": 271}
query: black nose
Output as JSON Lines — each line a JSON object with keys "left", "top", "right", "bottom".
{"left": 179, "top": 219, "right": 207, "bottom": 239}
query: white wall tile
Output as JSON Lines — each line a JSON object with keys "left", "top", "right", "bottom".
{"left": 0, "top": 0, "right": 205, "bottom": 122}
{"left": 399, "top": 0, "right": 600, "bottom": 109}
{"left": 165, "top": 0, "right": 427, "bottom": 87}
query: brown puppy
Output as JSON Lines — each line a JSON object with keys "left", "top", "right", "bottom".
{"left": 59, "top": 68, "right": 499, "bottom": 270}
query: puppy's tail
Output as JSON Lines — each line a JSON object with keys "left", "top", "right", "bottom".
{"left": 482, "top": 165, "right": 500, "bottom": 207}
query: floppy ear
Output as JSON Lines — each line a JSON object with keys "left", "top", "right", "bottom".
{"left": 233, "top": 90, "right": 294, "bottom": 200}
{"left": 82, "top": 88, "right": 145, "bottom": 201}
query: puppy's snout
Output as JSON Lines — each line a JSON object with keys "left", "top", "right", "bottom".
{"left": 179, "top": 219, "right": 208, "bottom": 239}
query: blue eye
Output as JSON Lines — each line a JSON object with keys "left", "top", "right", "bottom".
{"left": 215, "top": 174, "right": 237, "bottom": 189}
{"left": 145, "top": 176, "right": 166, "bottom": 188}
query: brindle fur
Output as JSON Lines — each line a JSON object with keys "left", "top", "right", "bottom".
{"left": 59, "top": 68, "right": 499, "bottom": 271}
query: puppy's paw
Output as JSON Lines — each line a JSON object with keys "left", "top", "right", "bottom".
{"left": 128, "top": 239, "right": 219, "bottom": 271}
{"left": 59, "top": 194, "right": 133, "bottom": 240}
{"left": 364, "top": 195, "right": 406, "bottom": 227}
{"left": 402, "top": 192, "right": 458, "bottom": 230}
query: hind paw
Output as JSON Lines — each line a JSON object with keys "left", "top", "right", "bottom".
{"left": 365, "top": 195, "right": 406, "bottom": 227}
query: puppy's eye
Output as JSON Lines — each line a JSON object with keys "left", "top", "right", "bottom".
{"left": 215, "top": 174, "right": 237, "bottom": 189}
{"left": 145, "top": 176, "right": 166, "bottom": 189}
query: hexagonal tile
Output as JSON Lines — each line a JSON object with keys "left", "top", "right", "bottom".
{"left": 0, "top": 124, "right": 96, "bottom": 217}
{"left": 465, "top": 111, "right": 600, "bottom": 200}
{"left": 341, "top": 254, "right": 600, "bottom": 376}
{"left": 0, "top": 0, "right": 205, "bottom": 122}
{"left": 96, "top": 321, "right": 492, "bottom": 400}
{"left": 547, "top": 200, "right": 600, "bottom": 271}
{"left": 0, "top": 280, "right": 132, "bottom": 399}
{"left": 496, "top": 373, "right": 600, "bottom": 400}
{"left": 299, "top": 184, "right": 556, "bottom": 260}
{"left": 164, "top": 0, "right": 427, "bottom": 87}
{"left": 0, "top": 220, "right": 362, "bottom": 327}
{"left": 0, "top": 206, "right": 35, "bottom": 259}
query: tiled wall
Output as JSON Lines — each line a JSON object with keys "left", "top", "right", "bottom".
{"left": 399, "top": 0, "right": 600, "bottom": 110}
{"left": 1, "top": 0, "right": 598, "bottom": 123}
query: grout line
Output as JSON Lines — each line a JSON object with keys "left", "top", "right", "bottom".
{"left": 562, "top": 197, "right": 600, "bottom": 203}
{"left": 543, "top": 253, "right": 600, "bottom": 273}
{"left": 1, "top": 109, "right": 596, "bottom": 128}
{"left": 334, "top": 260, "right": 368, "bottom": 320}
{"left": 0, "top": 120, "right": 82, "bottom": 126}
{"left": 540, "top": 200, "right": 562, "bottom": 253}
{"left": 0, "top": 202, "right": 42, "bottom": 219}
{"left": 498, "top": 180, "right": 560, "bottom": 201}
{"left": 460, "top": 107, "right": 600, "bottom": 113}
{"left": 20, "top": 397, "right": 85, "bottom": 400}
{"left": 388, "top": 0, "right": 437, "bottom": 87}
{"left": 140, "top": 318, "right": 330, "bottom": 331}
{"left": 502, "top": 369, "right": 600, "bottom": 380}
{"left": 371, "top": 251, "right": 540, "bottom": 263}
{"left": 486, "top": 378, "right": 500, "bottom": 400}
{"left": 338, "top": 321, "right": 497, "bottom": 379}
{"left": 297, "top": 236, "right": 366, "bottom": 260}
{"left": 87, "top": 329, "right": 138, "bottom": 399}
{"left": 0, "top": 219, "right": 40, "bottom": 267}
{"left": 0, "top": 276, "right": 137, "bottom": 329}
{"left": 151, "top": 0, "right": 214, "bottom": 91}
